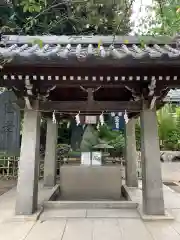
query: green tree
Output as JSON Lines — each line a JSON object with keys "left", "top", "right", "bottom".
{"left": 134, "top": 104, "right": 180, "bottom": 151}
{"left": 152, "top": 0, "right": 180, "bottom": 36}
{"left": 0, "top": 0, "right": 134, "bottom": 35}
{"left": 135, "top": 0, "right": 180, "bottom": 36}
{"left": 98, "top": 124, "right": 125, "bottom": 156}
{"left": 0, "top": 0, "right": 134, "bottom": 151}
{"left": 157, "top": 104, "right": 177, "bottom": 150}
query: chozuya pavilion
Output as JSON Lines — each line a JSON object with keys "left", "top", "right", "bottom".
{"left": 0, "top": 34, "right": 179, "bottom": 217}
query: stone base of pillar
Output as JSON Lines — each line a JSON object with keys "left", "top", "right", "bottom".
{"left": 138, "top": 206, "right": 174, "bottom": 220}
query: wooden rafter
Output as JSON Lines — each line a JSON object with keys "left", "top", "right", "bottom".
{"left": 14, "top": 100, "right": 142, "bottom": 113}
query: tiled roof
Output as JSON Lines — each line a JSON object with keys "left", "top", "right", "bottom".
{"left": 1, "top": 35, "right": 175, "bottom": 45}
{"left": 0, "top": 35, "right": 180, "bottom": 65}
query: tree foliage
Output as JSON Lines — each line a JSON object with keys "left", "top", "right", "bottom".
{"left": 98, "top": 124, "right": 125, "bottom": 156}
{"left": 157, "top": 104, "right": 178, "bottom": 150}
{"left": 135, "top": 104, "right": 180, "bottom": 151}
{"left": 136, "top": 0, "right": 180, "bottom": 36}
{"left": 152, "top": 0, "right": 180, "bottom": 35}
{"left": 0, "top": 0, "right": 133, "bottom": 35}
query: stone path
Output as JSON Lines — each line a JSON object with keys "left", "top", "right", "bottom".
{"left": 161, "top": 162, "right": 180, "bottom": 182}
{"left": 2, "top": 163, "right": 180, "bottom": 240}
{"left": 0, "top": 182, "right": 53, "bottom": 224}
{"left": 1, "top": 216, "right": 180, "bottom": 240}
{"left": 1, "top": 184, "right": 180, "bottom": 239}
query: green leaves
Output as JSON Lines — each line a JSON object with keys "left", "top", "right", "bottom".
{"left": 134, "top": 104, "right": 180, "bottom": 151}
{"left": 157, "top": 104, "right": 180, "bottom": 150}
{"left": 20, "top": 0, "right": 45, "bottom": 13}
{"left": 32, "top": 38, "right": 43, "bottom": 48}
{"left": 151, "top": 0, "right": 180, "bottom": 36}
{"left": 98, "top": 124, "right": 125, "bottom": 156}
{"left": 1, "top": 0, "right": 133, "bottom": 35}
{"left": 135, "top": 0, "right": 180, "bottom": 36}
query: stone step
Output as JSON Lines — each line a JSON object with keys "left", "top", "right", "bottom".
{"left": 43, "top": 200, "right": 138, "bottom": 210}
{"left": 39, "top": 208, "right": 140, "bottom": 220}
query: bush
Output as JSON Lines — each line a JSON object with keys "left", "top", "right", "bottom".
{"left": 57, "top": 144, "right": 71, "bottom": 159}
{"left": 135, "top": 104, "right": 180, "bottom": 151}
{"left": 67, "top": 151, "right": 81, "bottom": 158}
{"left": 98, "top": 124, "right": 125, "bottom": 157}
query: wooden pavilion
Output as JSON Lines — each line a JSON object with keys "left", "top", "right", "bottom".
{"left": 0, "top": 34, "right": 180, "bottom": 216}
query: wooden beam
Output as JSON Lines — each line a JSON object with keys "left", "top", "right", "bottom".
{"left": 14, "top": 100, "right": 142, "bottom": 113}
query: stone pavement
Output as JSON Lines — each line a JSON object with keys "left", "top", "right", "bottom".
{"left": 1, "top": 183, "right": 180, "bottom": 239}
{"left": 1, "top": 162, "right": 180, "bottom": 240}
{"left": 161, "top": 162, "right": 180, "bottom": 182}
{"left": 1, "top": 211, "right": 180, "bottom": 240}
{"left": 0, "top": 182, "right": 53, "bottom": 223}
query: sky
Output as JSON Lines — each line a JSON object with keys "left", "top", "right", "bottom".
{"left": 132, "top": 0, "right": 153, "bottom": 19}
{"left": 131, "top": 0, "right": 153, "bottom": 33}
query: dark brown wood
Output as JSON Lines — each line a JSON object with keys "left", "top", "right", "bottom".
{"left": 14, "top": 100, "right": 142, "bottom": 113}
{"left": 1, "top": 57, "right": 179, "bottom": 117}
{"left": 2, "top": 65, "right": 180, "bottom": 80}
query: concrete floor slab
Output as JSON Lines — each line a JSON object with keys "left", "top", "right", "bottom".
{"left": 25, "top": 220, "right": 66, "bottom": 240}
{"left": 171, "top": 210, "right": 180, "bottom": 222}
{"left": 1, "top": 165, "right": 180, "bottom": 240}
{"left": 145, "top": 221, "right": 180, "bottom": 240}
{"left": 0, "top": 188, "right": 16, "bottom": 223}
{"left": 162, "top": 163, "right": 180, "bottom": 182}
{"left": 63, "top": 219, "right": 93, "bottom": 240}
{"left": 171, "top": 222, "right": 180, "bottom": 236}
{"left": 119, "top": 219, "right": 153, "bottom": 240}
{"left": 0, "top": 182, "right": 54, "bottom": 223}
{"left": 0, "top": 221, "right": 35, "bottom": 240}
{"left": 87, "top": 209, "right": 140, "bottom": 218}
{"left": 92, "top": 219, "right": 122, "bottom": 240}
{"left": 127, "top": 182, "right": 180, "bottom": 210}
{"left": 0, "top": 208, "right": 15, "bottom": 223}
